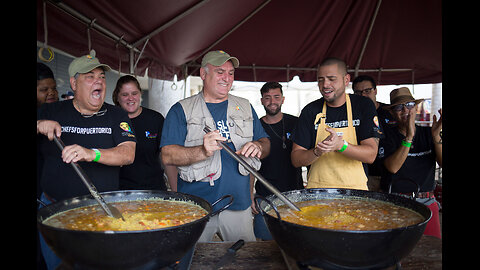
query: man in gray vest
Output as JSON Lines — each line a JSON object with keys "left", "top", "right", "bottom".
{"left": 161, "top": 50, "right": 270, "bottom": 242}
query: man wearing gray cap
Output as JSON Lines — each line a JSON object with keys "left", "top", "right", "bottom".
{"left": 37, "top": 50, "right": 136, "bottom": 269}
{"left": 161, "top": 50, "right": 270, "bottom": 242}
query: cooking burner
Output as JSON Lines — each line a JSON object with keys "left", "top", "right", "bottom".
{"left": 53, "top": 246, "right": 193, "bottom": 270}
{"left": 280, "top": 246, "right": 403, "bottom": 270}
{"left": 295, "top": 261, "right": 402, "bottom": 270}
{"left": 55, "top": 261, "right": 181, "bottom": 270}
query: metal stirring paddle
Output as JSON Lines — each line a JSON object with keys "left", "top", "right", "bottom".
{"left": 203, "top": 126, "right": 301, "bottom": 211}
{"left": 53, "top": 135, "right": 125, "bottom": 220}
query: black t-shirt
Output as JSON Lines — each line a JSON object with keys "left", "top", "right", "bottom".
{"left": 292, "top": 94, "right": 382, "bottom": 150}
{"left": 377, "top": 102, "right": 396, "bottom": 128}
{"left": 119, "top": 107, "right": 166, "bottom": 190}
{"left": 367, "top": 102, "right": 391, "bottom": 176}
{"left": 257, "top": 114, "right": 303, "bottom": 196}
{"left": 37, "top": 100, "right": 136, "bottom": 201}
{"left": 380, "top": 126, "right": 437, "bottom": 193}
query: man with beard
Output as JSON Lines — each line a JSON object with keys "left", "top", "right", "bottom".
{"left": 252, "top": 81, "right": 303, "bottom": 240}
{"left": 291, "top": 57, "right": 382, "bottom": 190}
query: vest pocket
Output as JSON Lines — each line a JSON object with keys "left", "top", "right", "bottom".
{"left": 185, "top": 117, "right": 205, "bottom": 145}
{"left": 231, "top": 115, "right": 253, "bottom": 138}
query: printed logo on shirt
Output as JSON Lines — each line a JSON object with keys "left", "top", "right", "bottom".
{"left": 145, "top": 131, "right": 157, "bottom": 139}
{"left": 373, "top": 116, "right": 379, "bottom": 127}
{"left": 325, "top": 119, "right": 360, "bottom": 129}
{"left": 216, "top": 120, "right": 231, "bottom": 140}
{"left": 61, "top": 126, "right": 112, "bottom": 135}
{"left": 119, "top": 122, "right": 135, "bottom": 137}
{"left": 120, "top": 122, "right": 132, "bottom": 132}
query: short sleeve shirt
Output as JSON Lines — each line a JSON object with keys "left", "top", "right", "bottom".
{"left": 119, "top": 107, "right": 166, "bottom": 190}
{"left": 380, "top": 126, "right": 437, "bottom": 192}
{"left": 37, "top": 100, "right": 136, "bottom": 201}
{"left": 257, "top": 114, "right": 303, "bottom": 196}
{"left": 292, "top": 94, "right": 382, "bottom": 150}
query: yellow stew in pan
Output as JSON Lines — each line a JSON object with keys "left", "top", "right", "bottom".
{"left": 269, "top": 198, "right": 425, "bottom": 231}
{"left": 43, "top": 199, "right": 208, "bottom": 231}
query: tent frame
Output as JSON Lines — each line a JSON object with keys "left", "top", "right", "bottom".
{"left": 45, "top": 0, "right": 417, "bottom": 84}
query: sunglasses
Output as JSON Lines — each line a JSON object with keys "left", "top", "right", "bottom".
{"left": 391, "top": 101, "right": 416, "bottom": 112}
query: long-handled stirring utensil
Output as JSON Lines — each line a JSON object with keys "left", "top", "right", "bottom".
{"left": 203, "top": 126, "right": 301, "bottom": 211}
{"left": 53, "top": 135, "right": 125, "bottom": 220}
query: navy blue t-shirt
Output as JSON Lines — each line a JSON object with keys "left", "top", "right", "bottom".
{"left": 160, "top": 99, "right": 268, "bottom": 211}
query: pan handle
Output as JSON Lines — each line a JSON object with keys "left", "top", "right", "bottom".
{"left": 208, "top": 195, "right": 234, "bottom": 218}
{"left": 254, "top": 195, "right": 282, "bottom": 221}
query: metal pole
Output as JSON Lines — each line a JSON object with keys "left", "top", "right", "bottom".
{"left": 131, "top": 0, "right": 212, "bottom": 47}
{"left": 354, "top": 0, "right": 383, "bottom": 77}
{"left": 203, "top": 126, "right": 300, "bottom": 211}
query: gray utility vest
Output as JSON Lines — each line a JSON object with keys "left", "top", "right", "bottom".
{"left": 178, "top": 91, "right": 261, "bottom": 186}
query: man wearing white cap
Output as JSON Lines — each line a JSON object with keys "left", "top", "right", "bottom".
{"left": 37, "top": 50, "right": 136, "bottom": 269}
{"left": 161, "top": 50, "right": 270, "bottom": 242}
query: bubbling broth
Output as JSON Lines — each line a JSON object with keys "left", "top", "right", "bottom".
{"left": 268, "top": 198, "right": 425, "bottom": 231}
{"left": 43, "top": 199, "right": 208, "bottom": 231}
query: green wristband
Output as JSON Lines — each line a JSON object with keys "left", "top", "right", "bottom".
{"left": 401, "top": 140, "right": 412, "bottom": 148}
{"left": 92, "top": 148, "right": 101, "bottom": 162}
{"left": 338, "top": 140, "right": 348, "bottom": 152}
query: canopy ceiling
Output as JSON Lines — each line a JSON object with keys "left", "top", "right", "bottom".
{"left": 37, "top": 0, "right": 441, "bottom": 85}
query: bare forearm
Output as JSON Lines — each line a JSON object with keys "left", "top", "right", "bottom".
{"left": 384, "top": 145, "right": 410, "bottom": 174}
{"left": 340, "top": 139, "right": 378, "bottom": 164}
{"left": 256, "top": 137, "right": 270, "bottom": 159}
{"left": 164, "top": 164, "right": 178, "bottom": 191}
{"left": 433, "top": 135, "right": 442, "bottom": 167}
{"left": 161, "top": 144, "right": 209, "bottom": 166}
{"left": 291, "top": 143, "right": 318, "bottom": 168}
{"left": 96, "top": 141, "right": 136, "bottom": 166}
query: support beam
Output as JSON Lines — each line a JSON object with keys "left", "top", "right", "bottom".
{"left": 354, "top": 0, "right": 382, "bottom": 77}
{"left": 186, "top": 0, "right": 272, "bottom": 77}
{"left": 46, "top": 0, "right": 141, "bottom": 54}
{"left": 132, "top": 0, "right": 212, "bottom": 47}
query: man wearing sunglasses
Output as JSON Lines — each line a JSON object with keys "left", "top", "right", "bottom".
{"left": 381, "top": 87, "right": 442, "bottom": 238}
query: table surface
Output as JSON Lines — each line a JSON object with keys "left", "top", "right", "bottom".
{"left": 190, "top": 235, "right": 442, "bottom": 270}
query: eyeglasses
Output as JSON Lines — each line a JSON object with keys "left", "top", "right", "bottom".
{"left": 391, "top": 101, "right": 416, "bottom": 112}
{"left": 353, "top": 88, "right": 374, "bottom": 95}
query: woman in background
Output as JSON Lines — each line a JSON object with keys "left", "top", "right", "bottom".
{"left": 113, "top": 75, "right": 177, "bottom": 190}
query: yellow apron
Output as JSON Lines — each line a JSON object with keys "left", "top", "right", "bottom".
{"left": 307, "top": 94, "right": 368, "bottom": 190}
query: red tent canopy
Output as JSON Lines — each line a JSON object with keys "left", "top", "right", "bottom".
{"left": 37, "top": 0, "right": 441, "bottom": 84}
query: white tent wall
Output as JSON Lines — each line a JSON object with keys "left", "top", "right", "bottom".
{"left": 148, "top": 76, "right": 190, "bottom": 118}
